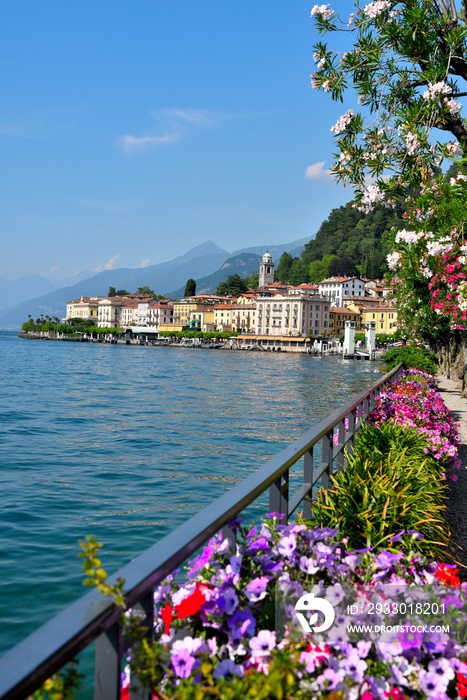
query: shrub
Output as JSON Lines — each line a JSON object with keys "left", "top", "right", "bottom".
{"left": 310, "top": 422, "right": 449, "bottom": 557}
{"left": 380, "top": 345, "right": 437, "bottom": 373}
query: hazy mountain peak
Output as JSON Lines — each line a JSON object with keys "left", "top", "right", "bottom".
{"left": 173, "top": 240, "right": 230, "bottom": 262}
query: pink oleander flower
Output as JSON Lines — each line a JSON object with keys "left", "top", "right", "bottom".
{"left": 311, "top": 4, "right": 335, "bottom": 20}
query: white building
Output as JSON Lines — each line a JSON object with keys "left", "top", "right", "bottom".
{"left": 255, "top": 295, "right": 330, "bottom": 337}
{"left": 147, "top": 302, "right": 174, "bottom": 330}
{"left": 318, "top": 277, "right": 366, "bottom": 307}
{"left": 120, "top": 300, "right": 139, "bottom": 328}
{"left": 98, "top": 297, "right": 124, "bottom": 328}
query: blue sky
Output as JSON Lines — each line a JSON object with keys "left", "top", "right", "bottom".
{"left": 1, "top": 1, "right": 353, "bottom": 282}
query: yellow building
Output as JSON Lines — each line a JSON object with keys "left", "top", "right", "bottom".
{"left": 66, "top": 296, "right": 101, "bottom": 322}
{"left": 361, "top": 305, "right": 398, "bottom": 334}
{"left": 172, "top": 300, "right": 198, "bottom": 326}
{"left": 188, "top": 308, "right": 215, "bottom": 332}
{"left": 329, "top": 308, "right": 360, "bottom": 336}
{"left": 214, "top": 304, "right": 234, "bottom": 331}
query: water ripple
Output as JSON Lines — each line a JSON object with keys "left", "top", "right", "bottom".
{"left": 0, "top": 334, "right": 377, "bottom": 655}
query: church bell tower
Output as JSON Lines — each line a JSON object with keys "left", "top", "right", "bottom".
{"left": 259, "top": 251, "right": 275, "bottom": 287}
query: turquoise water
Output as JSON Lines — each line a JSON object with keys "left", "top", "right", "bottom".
{"left": 0, "top": 333, "right": 378, "bottom": 656}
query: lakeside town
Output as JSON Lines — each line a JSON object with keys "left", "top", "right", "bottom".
{"left": 25, "top": 252, "right": 399, "bottom": 353}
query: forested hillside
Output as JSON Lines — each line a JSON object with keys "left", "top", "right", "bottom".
{"left": 276, "top": 199, "right": 407, "bottom": 284}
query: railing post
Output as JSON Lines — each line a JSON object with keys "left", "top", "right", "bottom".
{"left": 130, "top": 592, "right": 154, "bottom": 700}
{"left": 346, "top": 407, "right": 357, "bottom": 457}
{"left": 222, "top": 524, "right": 237, "bottom": 552}
{"left": 95, "top": 622, "right": 122, "bottom": 700}
{"left": 321, "top": 430, "right": 333, "bottom": 489}
{"left": 335, "top": 420, "right": 346, "bottom": 472}
{"left": 302, "top": 448, "right": 313, "bottom": 520}
{"left": 361, "top": 396, "right": 370, "bottom": 423}
{"left": 269, "top": 471, "right": 289, "bottom": 523}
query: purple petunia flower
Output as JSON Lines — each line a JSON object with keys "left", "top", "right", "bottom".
{"left": 299, "top": 556, "right": 319, "bottom": 575}
{"left": 227, "top": 608, "right": 257, "bottom": 640}
{"left": 423, "top": 629, "right": 449, "bottom": 654}
{"left": 277, "top": 534, "right": 297, "bottom": 557}
{"left": 247, "top": 536, "right": 270, "bottom": 553}
{"left": 340, "top": 653, "right": 368, "bottom": 682}
{"left": 217, "top": 587, "right": 239, "bottom": 615}
{"left": 428, "top": 657, "right": 455, "bottom": 685}
{"left": 171, "top": 648, "right": 196, "bottom": 678}
{"left": 375, "top": 550, "right": 403, "bottom": 569}
{"left": 249, "top": 629, "right": 276, "bottom": 657}
{"left": 256, "top": 553, "right": 283, "bottom": 574}
{"left": 245, "top": 576, "right": 270, "bottom": 602}
{"left": 397, "top": 625, "right": 424, "bottom": 650}
{"left": 419, "top": 669, "right": 449, "bottom": 695}
{"left": 213, "top": 658, "right": 244, "bottom": 680}
{"left": 188, "top": 541, "right": 216, "bottom": 574}
{"left": 316, "top": 667, "right": 341, "bottom": 690}
{"left": 325, "top": 582, "right": 345, "bottom": 605}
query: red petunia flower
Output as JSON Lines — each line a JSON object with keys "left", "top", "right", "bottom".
{"left": 174, "top": 585, "right": 207, "bottom": 620}
{"left": 457, "top": 673, "right": 467, "bottom": 697}
{"left": 434, "top": 563, "right": 461, "bottom": 587}
{"left": 160, "top": 603, "right": 174, "bottom": 635}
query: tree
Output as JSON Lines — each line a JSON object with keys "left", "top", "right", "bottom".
{"left": 300, "top": 200, "right": 404, "bottom": 278}
{"left": 310, "top": 0, "right": 467, "bottom": 387}
{"left": 328, "top": 255, "right": 357, "bottom": 278}
{"left": 216, "top": 274, "right": 248, "bottom": 297}
{"left": 244, "top": 271, "right": 259, "bottom": 289}
{"left": 184, "top": 279, "right": 197, "bottom": 297}
{"left": 309, "top": 255, "right": 337, "bottom": 283}
{"left": 288, "top": 259, "right": 309, "bottom": 286}
{"left": 276, "top": 252, "right": 294, "bottom": 283}
{"left": 109, "top": 287, "right": 129, "bottom": 297}
{"left": 311, "top": 0, "right": 467, "bottom": 205}
{"left": 137, "top": 286, "right": 156, "bottom": 297}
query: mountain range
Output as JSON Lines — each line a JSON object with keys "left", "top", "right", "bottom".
{"left": 0, "top": 237, "right": 310, "bottom": 329}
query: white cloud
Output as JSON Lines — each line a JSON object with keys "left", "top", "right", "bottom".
{"left": 140, "top": 259, "right": 151, "bottom": 268}
{"left": 119, "top": 106, "right": 252, "bottom": 154}
{"left": 154, "top": 107, "right": 217, "bottom": 128}
{"left": 50, "top": 265, "right": 59, "bottom": 273}
{"left": 105, "top": 254, "right": 120, "bottom": 270}
{"left": 304, "top": 162, "right": 333, "bottom": 180}
{"left": 119, "top": 132, "right": 182, "bottom": 152}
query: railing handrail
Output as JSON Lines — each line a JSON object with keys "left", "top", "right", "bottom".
{"left": 0, "top": 362, "right": 404, "bottom": 700}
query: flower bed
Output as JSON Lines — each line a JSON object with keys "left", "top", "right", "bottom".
{"left": 369, "top": 369, "right": 461, "bottom": 480}
{"left": 114, "top": 369, "right": 466, "bottom": 698}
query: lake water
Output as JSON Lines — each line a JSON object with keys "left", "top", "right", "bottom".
{"left": 0, "top": 333, "right": 379, "bottom": 657}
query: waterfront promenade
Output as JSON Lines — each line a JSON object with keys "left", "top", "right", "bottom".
{"left": 437, "top": 374, "right": 467, "bottom": 568}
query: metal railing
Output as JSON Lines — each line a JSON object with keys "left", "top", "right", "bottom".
{"left": 0, "top": 363, "right": 404, "bottom": 700}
